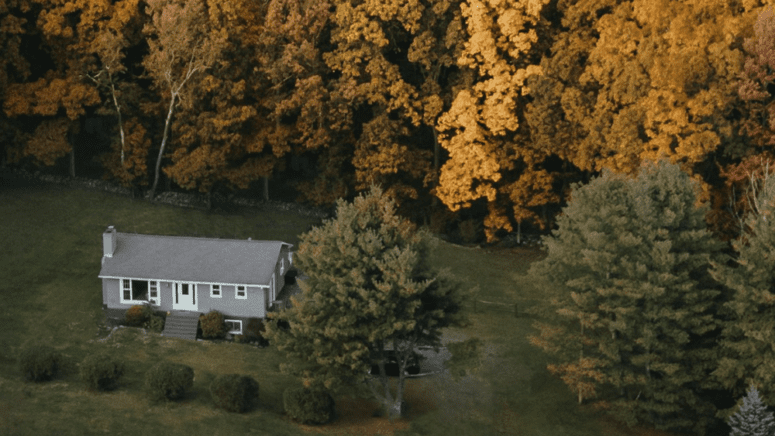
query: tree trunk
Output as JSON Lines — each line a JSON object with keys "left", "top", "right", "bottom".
{"left": 365, "top": 341, "right": 413, "bottom": 420}
{"left": 388, "top": 399, "right": 404, "bottom": 419}
{"left": 109, "top": 79, "right": 126, "bottom": 166}
{"left": 432, "top": 125, "right": 440, "bottom": 176}
{"left": 263, "top": 175, "right": 269, "bottom": 201}
{"left": 149, "top": 95, "right": 177, "bottom": 199}
{"left": 69, "top": 147, "right": 76, "bottom": 178}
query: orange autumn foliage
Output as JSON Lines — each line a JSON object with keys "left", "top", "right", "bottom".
{"left": 5, "top": 0, "right": 775, "bottom": 243}
{"left": 435, "top": 0, "right": 552, "bottom": 241}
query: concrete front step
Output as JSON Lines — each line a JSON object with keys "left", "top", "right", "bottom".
{"left": 162, "top": 312, "right": 200, "bottom": 341}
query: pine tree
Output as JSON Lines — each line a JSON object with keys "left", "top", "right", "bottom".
{"left": 528, "top": 160, "right": 725, "bottom": 433}
{"left": 712, "top": 166, "right": 775, "bottom": 404}
{"left": 728, "top": 386, "right": 775, "bottom": 436}
{"left": 265, "top": 186, "right": 468, "bottom": 419}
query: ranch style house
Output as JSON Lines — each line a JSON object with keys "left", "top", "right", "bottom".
{"left": 98, "top": 226, "right": 293, "bottom": 338}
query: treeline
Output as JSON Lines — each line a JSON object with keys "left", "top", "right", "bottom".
{"left": 2, "top": 0, "right": 775, "bottom": 240}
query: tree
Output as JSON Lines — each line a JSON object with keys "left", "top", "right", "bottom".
{"left": 77, "top": 0, "right": 150, "bottom": 188}
{"left": 737, "top": 5, "right": 775, "bottom": 156}
{"left": 722, "top": 6, "right": 775, "bottom": 239}
{"left": 142, "top": 0, "right": 227, "bottom": 199}
{"left": 319, "top": 0, "right": 469, "bottom": 218}
{"left": 4, "top": 74, "right": 100, "bottom": 175}
{"left": 161, "top": 0, "right": 260, "bottom": 204}
{"left": 76, "top": 0, "right": 143, "bottom": 165}
{"left": 253, "top": 0, "right": 340, "bottom": 202}
{"left": 528, "top": 160, "right": 725, "bottom": 433}
{"left": 727, "top": 386, "right": 775, "bottom": 436}
{"left": 434, "top": 0, "right": 556, "bottom": 241}
{"left": 525, "top": 0, "right": 753, "bottom": 237}
{"left": 712, "top": 162, "right": 775, "bottom": 405}
{"left": 265, "top": 186, "right": 468, "bottom": 419}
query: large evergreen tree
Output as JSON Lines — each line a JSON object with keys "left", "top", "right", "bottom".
{"left": 728, "top": 386, "right": 775, "bottom": 436}
{"left": 712, "top": 167, "right": 775, "bottom": 404}
{"left": 528, "top": 160, "right": 725, "bottom": 433}
{"left": 265, "top": 186, "right": 468, "bottom": 419}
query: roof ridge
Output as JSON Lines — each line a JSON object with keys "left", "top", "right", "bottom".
{"left": 116, "top": 232, "right": 288, "bottom": 244}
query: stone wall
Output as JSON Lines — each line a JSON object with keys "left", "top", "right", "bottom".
{"left": 2, "top": 167, "right": 330, "bottom": 219}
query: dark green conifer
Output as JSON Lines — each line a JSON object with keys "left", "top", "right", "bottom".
{"left": 712, "top": 170, "right": 775, "bottom": 405}
{"left": 265, "top": 186, "right": 468, "bottom": 419}
{"left": 528, "top": 161, "right": 725, "bottom": 433}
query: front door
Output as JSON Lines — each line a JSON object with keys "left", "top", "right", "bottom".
{"left": 172, "top": 282, "right": 197, "bottom": 311}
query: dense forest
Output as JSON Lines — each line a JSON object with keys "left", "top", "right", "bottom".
{"left": 2, "top": 0, "right": 774, "bottom": 241}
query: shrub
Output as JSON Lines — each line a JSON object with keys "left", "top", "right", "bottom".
{"left": 210, "top": 374, "right": 259, "bottom": 413}
{"left": 124, "top": 304, "right": 153, "bottom": 326}
{"left": 283, "top": 387, "right": 335, "bottom": 425}
{"left": 19, "top": 345, "right": 60, "bottom": 382}
{"left": 245, "top": 318, "right": 265, "bottom": 339}
{"left": 245, "top": 318, "right": 268, "bottom": 346}
{"left": 143, "top": 315, "right": 165, "bottom": 333}
{"left": 144, "top": 361, "right": 194, "bottom": 401}
{"left": 199, "top": 310, "right": 226, "bottom": 339}
{"left": 81, "top": 353, "right": 124, "bottom": 391}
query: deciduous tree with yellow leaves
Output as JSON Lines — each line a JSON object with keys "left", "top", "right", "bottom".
{"left": 142, "top": 0, "right": 227, "bottom": 199}
{"left": 434, "top": 0, "right": 555, "bottom": 241}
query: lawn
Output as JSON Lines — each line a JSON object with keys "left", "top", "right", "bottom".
{"left": 0, "top": 176, "right": 678, "bottom": 436}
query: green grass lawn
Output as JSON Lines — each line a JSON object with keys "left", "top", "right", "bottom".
{"left": 0, "top": 178, "right": 678, "bottom": 436}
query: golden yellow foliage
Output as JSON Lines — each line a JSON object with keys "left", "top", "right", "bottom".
{"left": 20, "top": 117, "right": 71, "bottom": 166}
{"left": 100, "top": 118, "right": 151, "bottom": 187}
{"left": 435, "top": 0, "right": 550, "bottom": 240}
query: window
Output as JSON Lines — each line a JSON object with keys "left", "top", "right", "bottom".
{"left": 149, "top": 281, "right": 159, "bottom": 305}
{"left": 122, "top": 279, "right": 131, "bottom": 301}
{"left": 224, "top": 320, "right": 242, "bottom": 335}
{"left": 280, "top": 258, "right": 285, "bottom": 275}
{"left": 121, "top": 279, "right": 151, "bottom": 303}
{"left": 211, "top": 284, "right": 221, "bottom": 298}
{"left": 236, "top": 285, "right": 247, "bottom": 299}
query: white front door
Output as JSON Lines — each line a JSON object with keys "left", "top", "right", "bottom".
{"left": 172, "top": 282, "right": 197, "bottom": 311}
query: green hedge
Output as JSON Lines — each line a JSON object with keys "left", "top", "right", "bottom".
{"left": 210, "top": 374, "right": 259, "bottom": 413}
{"left": 283, "top": 387, "right": 335, "bottom": 425}
{"left": 144, "top": 361, "right": 194, "bottom": 401}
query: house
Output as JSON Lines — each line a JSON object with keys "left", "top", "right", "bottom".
{"left": 98, "top": 226, "right": 293, "bottom": 338}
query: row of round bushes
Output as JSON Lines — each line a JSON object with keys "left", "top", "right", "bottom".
{"left": 19, "top": 346, "right": 333, "bottom": 422}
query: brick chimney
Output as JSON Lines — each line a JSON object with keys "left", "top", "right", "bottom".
{"left": 103, "top": 226, "right": 116, "bottom": 258}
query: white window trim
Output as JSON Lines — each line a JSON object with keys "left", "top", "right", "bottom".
{"left": 270, "top": 273, "right": 276, "bottom": 303}
{"left": 236, "top": 285, "right": 247, "bottom": 300}
{"left": 149, "top": 281, "right": 159, "bottom": 306}
{"left": 120, "top": 278, "right": 155, "bottom": 305}
{"left": 211, "top": 284, "right": 222, "bottom": 298}
{"left": 225, "top": 319, "right": 243, "bottom": 335}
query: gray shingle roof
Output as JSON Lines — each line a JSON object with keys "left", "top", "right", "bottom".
{"left": 98, "top": 232, "right": 291, "bottom": 286}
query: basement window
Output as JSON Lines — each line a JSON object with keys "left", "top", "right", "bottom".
{"left": 225, "top": 319, "right": 242, "bottom": 335}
